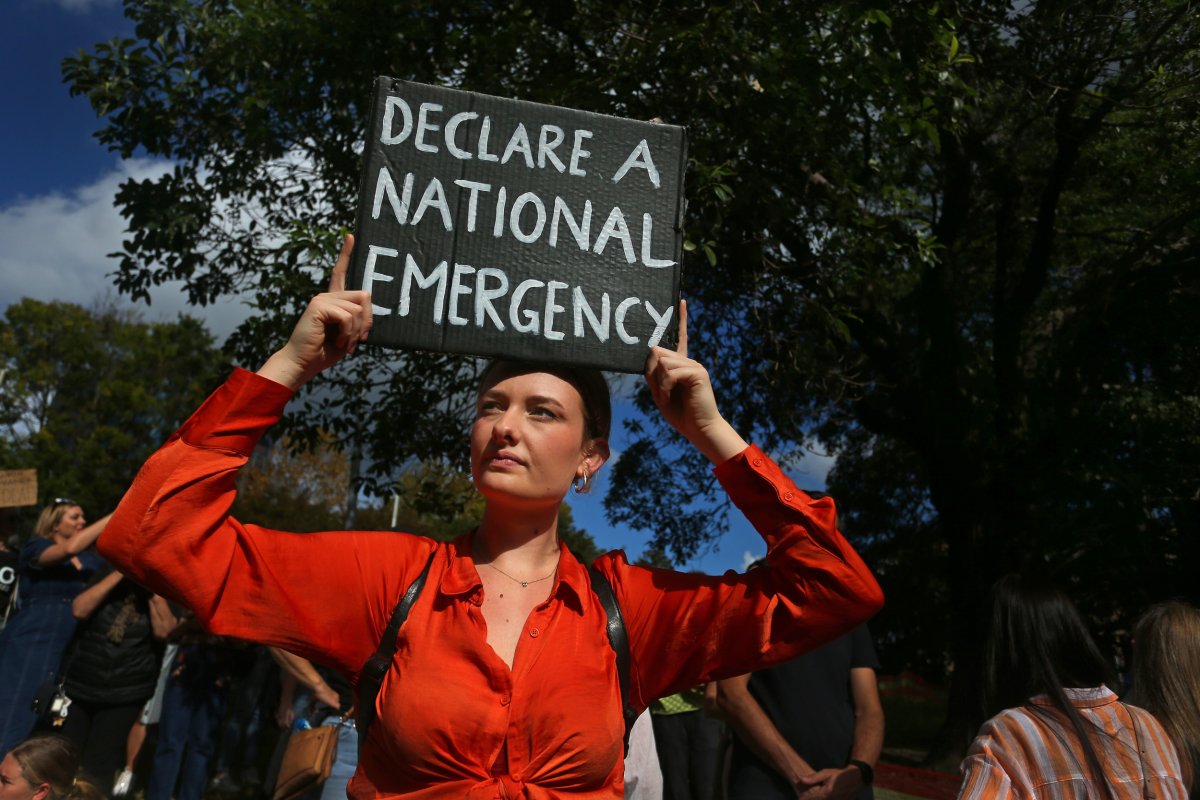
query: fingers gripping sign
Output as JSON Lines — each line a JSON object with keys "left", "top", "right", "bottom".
{"left": 257, "top": 234, "right": 374, "bottom": 391}
{"left": 644, "top": 300, "right": 749, "bottom": 466}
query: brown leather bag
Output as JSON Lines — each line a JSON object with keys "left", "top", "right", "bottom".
{"left": 272, "top": 713, "right": 349, "bottom": 800}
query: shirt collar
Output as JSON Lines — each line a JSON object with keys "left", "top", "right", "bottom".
{"left": 438, "top": 530, "right": 589, "bottom": 613}
{"left": 1030, "top": 686, "right": 1118, "bottom": 709}
{"left": 438, "top": 533, "right": 484, "bottom": 597}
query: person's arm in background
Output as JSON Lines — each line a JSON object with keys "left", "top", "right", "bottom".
{"left": 717, "top": 673, "right": 814, "bottom": 795}
{"left": 795, "top": 667, "right": 884, "bottom": 800}
{"left": 276, "top": 671, "right": 299, "bottom": 730}
{"left": 148, "top": 595, "right": 179, "bottom": 640}
{"left": 37, "top": 513, "right": 113, "bottom": 566}
{"left": 269, "top": 647, "right": 340, "bottom": 710}
{"left": 703, "top": 681, "right": 721, "bottom": 717}
{"left": 71, "top": 569, "right": 124, "bottom": 620}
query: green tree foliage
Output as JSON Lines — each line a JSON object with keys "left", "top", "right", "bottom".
{"left": 633, "top": 546, "right": 675, "bottom": 570}
{"left": 742, "top": 4, "right": 1200, "bottom": 752}
{"left": 230, "top": 431, "right": 354, "bottom": 532}
{"left": 0, "top": 298, "right": 228, "bottom": 525}
{"left": 65, "top": 0, "right": 1200, "bottom": 752}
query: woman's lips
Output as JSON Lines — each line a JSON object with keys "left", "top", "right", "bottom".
{"left": 487, "top": 451, "right": 525, "bottom": 467}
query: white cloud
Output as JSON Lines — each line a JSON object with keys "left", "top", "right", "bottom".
{"left": 787, "top": 448, "right": 835, "bottom": 490}
{"left": 0, "top": 159, "right": 253, "bottom": 343}
{"left": 741, "top": 550, "right": 765, "bottom": 571}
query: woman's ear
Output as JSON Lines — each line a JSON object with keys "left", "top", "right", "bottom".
{"left": 31, "top": 782, "right": 50, "bottom": 800}
{"left": 581, "top": 438, "right": 610, "bottom": 477}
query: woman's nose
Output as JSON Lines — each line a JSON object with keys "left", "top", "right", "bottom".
{"left": 491, "top": 409, "right": 519, "bottom": 442}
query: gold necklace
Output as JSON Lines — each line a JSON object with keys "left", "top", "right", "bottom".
{"left": 483, "top": 561, "right": 557, "bottom": 589}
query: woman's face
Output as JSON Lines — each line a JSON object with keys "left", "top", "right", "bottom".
{"left": 52, "top": 506, "right": 85, "bottom": 543}
{"left": 471, "top": 367, "right": 605, "bottom": 506}
{"left": 0, "top": 754, "right": 46, "bottom": 800}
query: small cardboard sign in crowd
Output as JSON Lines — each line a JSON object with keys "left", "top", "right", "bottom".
{"left": 0, "top": 470, "right": 36, "bottom": 510}
{"left": 349, "top": 78, "right": 687, "bottom": 373}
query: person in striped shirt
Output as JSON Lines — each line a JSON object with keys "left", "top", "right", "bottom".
{"left": 958, "top": 574, "right": 1187, "bottom": 800}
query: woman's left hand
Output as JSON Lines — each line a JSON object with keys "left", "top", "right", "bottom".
{"left": 645, "top": 301, "right": 748, "bottom": 465}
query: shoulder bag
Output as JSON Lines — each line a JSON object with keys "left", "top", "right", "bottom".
{"left": 272, "top": 710, "right": 353, "bottom": 800}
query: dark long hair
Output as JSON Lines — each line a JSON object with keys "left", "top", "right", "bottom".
{"left": 983, "top": 574, "right": 1118, "bottom": 799}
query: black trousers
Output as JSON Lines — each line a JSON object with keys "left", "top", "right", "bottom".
{"left": 57, "top": 696, "right": 144, "bottom": 793}
{"left": 651, "top": 710, "right": 727, "bottom": 800}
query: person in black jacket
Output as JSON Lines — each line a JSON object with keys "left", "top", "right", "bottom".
{"left": 52, "top": 563, "right": 177, "bottom": 792}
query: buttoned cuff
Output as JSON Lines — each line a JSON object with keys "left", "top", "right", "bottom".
{"left": 713, "top": 444, "right": 838, "bottom": 545}
{"left": 176, "top": 368, "right": 295, "bottom": 456}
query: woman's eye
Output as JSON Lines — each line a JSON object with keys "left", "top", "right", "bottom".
{"left": 531, "top": 407, "right": 558, "bottom": 419}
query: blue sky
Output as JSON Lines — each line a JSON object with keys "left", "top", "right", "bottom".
{"left": 1, "top": 0, "right": 131, "bottom": 203}
{"left": 0, "top": 0, "right": 833, "bottom": 573}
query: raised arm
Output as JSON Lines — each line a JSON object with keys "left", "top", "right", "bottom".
{"left": 71, "top": 568, "right": 125, "bottom": 620}
{"left": 148, "top": 595, "right": 180, "bottom": 640}
{"left": 35, "top": 512, "right": 113, "bottom": 567}
{"left": 605, "top": 301, "right": 884, "bottom": 706}
{"left": 98, "top": 235, "right": 432, "bottom": 675}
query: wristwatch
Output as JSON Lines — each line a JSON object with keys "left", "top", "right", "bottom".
{"left": 847, "top": 759, "right": 874, "bottom": 786}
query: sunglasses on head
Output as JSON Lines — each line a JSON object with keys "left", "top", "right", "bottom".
{"left": 52, "top": 497, "right": 78, "bottom": 507}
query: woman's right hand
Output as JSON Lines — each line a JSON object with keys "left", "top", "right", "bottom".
{"left": 645, "top": 300, "right": 748, "bottom": 465}
{"left": 257, "top": 234, "right": 373, "bottom": 391}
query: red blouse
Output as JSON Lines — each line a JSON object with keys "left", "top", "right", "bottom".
{"left": 99, "top": 368, "right": 883, "bottom": 799}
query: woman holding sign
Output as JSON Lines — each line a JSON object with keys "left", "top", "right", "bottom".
{"left": 98, "top": 235, "right": 883, "bottom": 798}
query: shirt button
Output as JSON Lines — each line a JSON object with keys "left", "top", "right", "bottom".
{"left": 512, "top": 774, "right": 522, "bottom": 782}
{"left": 529, "top": 627, "right": 540, "bottom": 638}
{"left": 500, "top": 694, "right": 511, "bottom": 706}
{"left": 752, "top": 457, "right": 764, "bottom": 467}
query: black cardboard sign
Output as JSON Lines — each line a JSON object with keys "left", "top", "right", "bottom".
{"left": 349, "top": 77, "right": 687, "bottom": 373}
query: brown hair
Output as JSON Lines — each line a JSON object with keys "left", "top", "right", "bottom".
{"left": 32, "top": 503, "right": 80, "bottom": 541}
{"left": 478, "top": 361, "right": 611, "bottom": 441}
{"left": 9, "top": 737, "right": 105, "bottom": 800}
{"left": 1128, "top": 602, "right": 1200, "bottom": 793}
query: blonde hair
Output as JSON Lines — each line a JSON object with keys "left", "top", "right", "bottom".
{"left": 1129, "top": 602, "right": 1200, "bottom": 793}
{"left": 9, "top": 737, "right": 105, "bottom": 800}
{"left": 32, "top": 503, "right": 79, "bottom": 541}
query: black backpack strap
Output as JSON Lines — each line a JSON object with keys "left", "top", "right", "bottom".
{"left": 587, "top": 563, "right": 637, "bottom": 754}
{"left": 357, "top": 550, "right": 436, "bottom": 758}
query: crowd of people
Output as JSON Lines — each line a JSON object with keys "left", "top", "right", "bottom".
{"left": 0, "top": 239, "right": 1195, "bottom": 800}
{"left": 1, "top": 495, "right": 1198, "bottom": 800}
